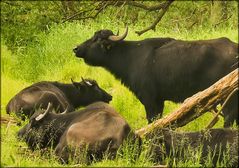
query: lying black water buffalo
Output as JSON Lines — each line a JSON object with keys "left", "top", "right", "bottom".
{"left": 17, "top": 102, "right": 141, "bottom": 164}
{"left": 73, "top": 27, "right": 238, "bottom": 126}
{"left": 6, "top": 78, "right": 112, "bottom": 119}
{"left": 148, "top": 128, "right": 238, "bottom": 167}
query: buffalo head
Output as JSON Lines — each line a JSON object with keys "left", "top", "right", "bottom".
{"left": 71, "top": 77, "right": 112, "bottom": 104}
{"left": 17, "top": 103, "right": 57, "bottom": 150}
{"left": 73, "top": 27, "right": 128, "bottom": 66}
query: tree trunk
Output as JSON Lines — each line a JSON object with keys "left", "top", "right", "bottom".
{"left": 136, "top": 68, "right": 238, "bottom": 137}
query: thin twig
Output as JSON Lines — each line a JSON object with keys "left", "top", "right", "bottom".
{"left": 62, "top": 7, "right": 95, "bottom": 23}
{"left": 107, "top": 1, "right": 166, "bottom": 11}
{"left": 62, "top": 1, "right": 110, "bottom": 23}
{"left": 135, "top": 0, "right": 174, "bottom": 36}
{"left": 124, "top": 1, "right": 166, "bottom": 11}
{"left": 76, "top": 3, "right": 109, "bottom": 20}
{"left": 214, "top": 14, "right": 232, "bottom": 27}
{"left": 205, "top": 87, "right": 238, "bottom": 130}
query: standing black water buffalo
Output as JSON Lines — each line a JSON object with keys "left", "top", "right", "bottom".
{"left": 73, "top": 27, "right": 238, "bottom": 125}
{"left": 17, "top": 102, "right": 141, "bottom": 164}
{"left": 148, "top": 128, "right": 238, "bottom": 167}
{"left": 6, "top": 78, "right": 112, "bottom": 119}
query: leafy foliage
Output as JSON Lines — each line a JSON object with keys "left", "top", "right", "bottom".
{"left": 1, "top": 1, "right": 237, "bottom": 50}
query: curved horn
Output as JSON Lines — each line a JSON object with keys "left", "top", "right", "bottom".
{"left": 35, "top": 102, "right": 52, "bottom": 121}
{"left": 81, "top": 77, "right": 92, "bottom": 86}
{"left": 108, "top": 27, "right": 128, "bottom": 41}
{"left": 61, "top": 106, "right": 68, "bottom": 115}
{"left": 71, "top": 78, "right": 75, "bottom": 84}
{"left": 81, "top": 77, "right": 85, "bottom": 82}
{"left": 71, "top": 78, "right": 80, "bottom": 89}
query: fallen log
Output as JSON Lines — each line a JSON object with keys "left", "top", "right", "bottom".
{"left": 136, "top": 68, "right": 238, "bottom": 137}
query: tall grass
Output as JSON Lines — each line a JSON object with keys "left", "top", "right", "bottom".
{"left": 1, "top": 16, "right": 238, "bottom": 167}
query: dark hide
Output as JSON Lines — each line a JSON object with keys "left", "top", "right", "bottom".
{"left": 17, "top": 102, "right": 141, "bottom": 164}
{"left": 73, "top": 29, "right": 238, "bottom": 126}
{"left": 6, "top": 79, "right": 112, "bottom": 119}
{"left": 148, "top": 128, "right": 238, "bottom": 167}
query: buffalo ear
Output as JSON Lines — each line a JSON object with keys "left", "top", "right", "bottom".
{"left": 71, "top": 78, "right": 77, "bottom": 85}
{"left": 71, "top": 78, "right": 81, "bottom": 89}
{"left": 81, "top": 77, "right": 86, "bottom": 83}
{"left": 35, "top": 102, "right": 52, "bottom": 121}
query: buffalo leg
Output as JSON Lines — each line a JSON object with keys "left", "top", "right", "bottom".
{"left": 55, "top": 134, "right": 69, "bottom": 164}
{"left": 222, "top": 91, "right": 238, "bottom": 127}
{"left": 144, "top": 100, "right": 164, "bottom": 123}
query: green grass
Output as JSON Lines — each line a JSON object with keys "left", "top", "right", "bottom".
{"left": 1, "top": 20, "right": 238, "bottom": 167}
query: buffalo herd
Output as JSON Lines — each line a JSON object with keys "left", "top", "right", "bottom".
{"left": 6, "top": 27, "right": 238, "bottom": 166}
{"left": 7, "top": 78, "right": 112, "bottom": 119}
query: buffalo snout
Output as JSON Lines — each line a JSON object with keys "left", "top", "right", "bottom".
{"left": 101, "top": 90, "right": 112, "bottom": 103}
{"left": 73, "top": 47, "right": 78, "bottom": 53}
{"left": 73, "top": 46, "right": 85, "bottom": 58}
{"left": 105, "top": 94, "right": 112, "bottom": 103}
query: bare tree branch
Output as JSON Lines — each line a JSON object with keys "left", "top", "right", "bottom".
{"left": 214, "top": 14, "right": 232, "bottom": 27}
{"left": 62, "top": 8, "right": 94, "bottom": 23}
{"left": 61, "top": 1, "right": 174, "bottom": 35}
{"left": 135, "top": 0, "right": 174, "bottom": 36}
{"left": 115, "top": 1, "right": 167, "bottom": 11}
{"left": 76, "top": 2, "right": 110, "bottom": 20}
{"left": 62, "top": 1, "right": 110, "bottom": 22}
